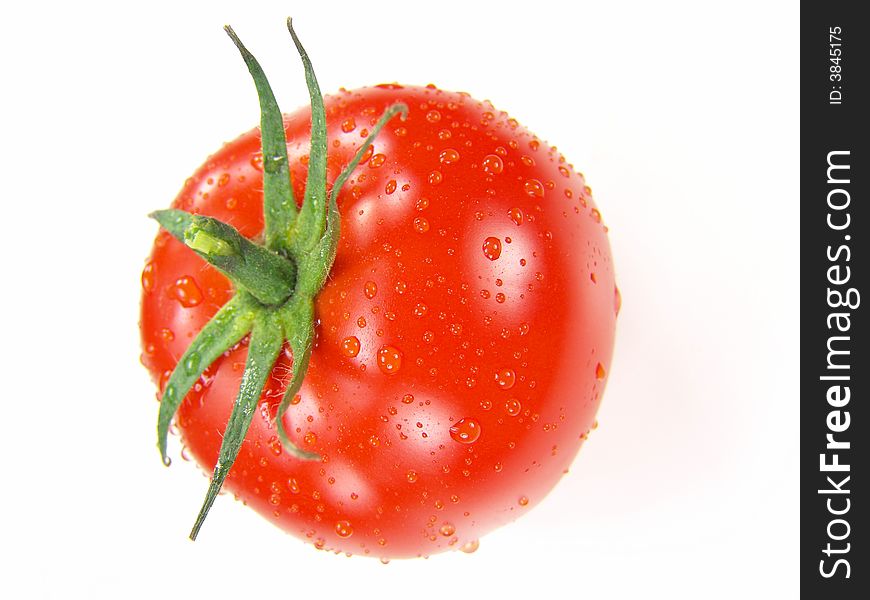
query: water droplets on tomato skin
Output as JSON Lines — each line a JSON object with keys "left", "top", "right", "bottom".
{"left": 482, "top": 154, "right": 504, "bottom": 175}
{"left": 250, "top": 153, "right": 264, "bottom": 171}
{"left": 377, "top": 345, "right": 403, "bottom": 375}
{"left": 439, "top": 148, "right": 460, "bottom": 165}
{"left": 504, "top": 399, "right": 522, "bottom": 417}
{"left": 595, "top": 363, "right": 607, "bottom": 380}
{"left": 341, "top": 117, "right": 356, "bottom": 133}
{"left": 341, "top": 336, "right": 361, "bottom": 358}
{"left": 614, "top": 286, "right": 622, "bottom": 316}
{"left": 508, "top": 207, "right": 524, "bottom": 226}
{"left": 460, "top": 539, "right": 480, "bottom": 554}
{"left": 439, "top": 523, "right": 456, "bottom": 537}
{"left": 494, "top": 368, "right": 516, "bottom": 390}
{"left": 167, "top": 276, "right": 203, "bottom": 308}
{"left": 141, "top": 262, "right": 155, "bottom": 293}
{"left": 413, "top": 217, "right": 430, "bottom": 233}
{"left": 482, "top": 237, "right": 502, "bottom": 261}
{"left": 523, "top": 179, "right": 545, "bottom": 198}
{"left": 449, "top": 418, "right": 481, "bottom": 444}
{"left": 428, "top": 170, "right": 443, "bottom": 185}
{"left": 364, "top": 281, "right": 378, "bottom": 299}
{"left": 369, "top": 153, "right": 386, "bottom": 169}
{"left": 335, "top": 521, "right": 354, "bottom": 538}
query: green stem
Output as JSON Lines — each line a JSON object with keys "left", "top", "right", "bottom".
{"left": 189, "top": 314, "right": 284, "bottom": 540}
{"left": 152, "top": 20, "right": 408, "bottom": 541}
{"left": 151, "top": 209, "right": 296, "bottom": 306}
{"left": 275, "top": 296, "right": 319, "bottom": 459}
{"left": 225, "top": 25, "right": 298, "bottom": 251}
{"left": 295, "top": 102, "right": 408, "bottom": 297}
{"left": 285, "top": 18, "right": 329, "bottom": 253}
{"left": 157, "top": 295, "right": 256, "bottom": 465}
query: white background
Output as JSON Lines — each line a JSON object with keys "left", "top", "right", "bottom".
{"left": 0, "top": 1, "right": 799, "bottom": 598}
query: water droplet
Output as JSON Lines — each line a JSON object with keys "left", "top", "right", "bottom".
{"left": 558, "top": 165, "right": 570, "bottom": 177}
{"left": 438, "top": 128, "right": 452, "bottom": 140}
{"left": 508, "top": 207, "right": 524, "bottom": 226}
{"left": 505, "top": 399, "right": 522, "bottom": 417}
{"left": 595, "top": 363, "right": 607, "bottom": 380}
{"left": 369, "top": 153, "right": 386, "bottom": 168}
{"left": 413, "top": 303, "right": 428, "bottom": 318}
{"left": 439, "top": 523, "right": 456, "bottom": 536}
{"left": 590, "top": 272, "right": 597, "bottom": 283}
{"left": 335, "top": 521, "right": 354, "bottom": 538}
{"left": 518, "top": 496, "right": 529, "bottom": 506}
{"left": 495, "top": 293, "right": 506, "bottom": 304}
{"left": 481, "top": 154, "right": 504, "bottom": 175}
{"left": 520, "top": 155, "right": 535, "bottom": 167}
{"left": 304, "top": 431, "right": 317, "bottom": 445}
{"left": 377, "top": 345, "right": 403, "bottom": 375}
{"left": 591, "top": 208, "right": 602, "bottom": 223}
{"left": 460, "top": 539, "right": 480, "bottom": 554}
{"left": 250, "top": 153, "right": 264, "bottom": 171}
{"left": 341, "top": 336, "right": 361, "bottom": 358}
{"left": 141, "top": 262, "right": 155, "bottom": 293}
{"left": 614, "top": 286, "right": 622, "bottom": 316}
{"left": 402, "top": 393, "right": 415, "bottom": 404}
{"left": 426, "top": 109, "right": 442, "bottom": 123}
{"left": 364, "top": 281, "right": 378, "bottom": 299}
{"left": 341, "top": 117, "right": 356, "bottom": 133}
{"left": 494, "top": 368, "right": 516, "bottom": 390}
{"left": 168, "top": 276, "right": 203, "bottom": 307}
{"left": 428, "top": 170, "right": 443, "bottom": 185}
{"left": 524, "top": 179, "right": 545, "bottom": 198}
{"left": 449, "top": 418, "right": 481, "bottom": 444}
{"left": 406, "top": 470, "right": 418, "bottom": 483}
{"left": 439, "top": 148, "right": 460, "bottom": 165}
{"left": 414, "top": 216, "right": 430, "bottom": 233}
{"left": 385, "top": 180, "right": 397, "bottom": 194}
{"left": 184, "top": 352, "right": 201, "bottom": 373}
{"left": 482, "top": 237, "right": 502, "bottom": 261}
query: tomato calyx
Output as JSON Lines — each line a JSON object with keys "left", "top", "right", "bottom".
{"left": 149, "top": 209, "right": 297, "bottom": 305}
{"left": 150, "top": 18, "right": 407, "bottom": 541}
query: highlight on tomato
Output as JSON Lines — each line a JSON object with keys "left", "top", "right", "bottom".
{"left": 140, "top": 18, "right": 618, "bottom": 560}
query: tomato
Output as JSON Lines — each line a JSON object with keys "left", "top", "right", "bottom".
{"left": 141, "top": 39, "right": 616, "bottom": 559}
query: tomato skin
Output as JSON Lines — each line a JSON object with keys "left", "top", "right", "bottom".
{"left": 141, "top": 84, "right": 616, "bottom": 558}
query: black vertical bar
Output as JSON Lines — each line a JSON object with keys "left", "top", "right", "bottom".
{"left": 801, "top": 3, "right": 866, "bottom": 597}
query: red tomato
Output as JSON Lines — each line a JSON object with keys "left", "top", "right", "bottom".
{"left": 140, "top": 84, "right": 617, "bottom": 559}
